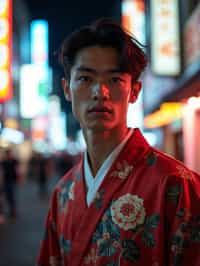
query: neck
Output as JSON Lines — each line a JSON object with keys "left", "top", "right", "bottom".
{"left": 84, "top": 127, "right": 129, "bottom": 176}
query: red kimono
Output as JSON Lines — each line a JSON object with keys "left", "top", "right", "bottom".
{"left": 37, "top": 129, "right": 200, "bottom": 266}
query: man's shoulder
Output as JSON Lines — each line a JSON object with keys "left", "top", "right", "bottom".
{"left": 148, "top": 147, "right": 199, "bottom": 181}
{"left": 151, "top": 147, "right": 182, "bottom": 164}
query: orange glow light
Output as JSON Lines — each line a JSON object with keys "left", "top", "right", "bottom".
{"left": 122, "top": 14, "right": 132, "bottom": 32}
{"left": 4, "top": 118, "right": 19, "bottom": 129}
{"left": 144, "top": 102, "right": 183, "bottom": 128}
{"left": 0, "top": 0, "right": 12, "bottom": 102}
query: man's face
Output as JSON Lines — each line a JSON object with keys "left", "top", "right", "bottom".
{"left": 63, "top": 46, "right": 140, "bottom": 133}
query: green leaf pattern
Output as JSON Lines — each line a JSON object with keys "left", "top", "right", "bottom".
{"left": 122, "top": 239, "right": 140, "bottom": 262}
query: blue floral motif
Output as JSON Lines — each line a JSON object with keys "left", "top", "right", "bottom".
{"left": 103, "top": 263, "right": 118, "bottom": 266}
{"left": 60, "top": 235, "right": 71, "bottom": 255}
{"left": 75, "top": 170, "right": 81, "bottom": 181}
{"left": 58, "top": 180, "right": 74, "bottom": 210}
{"left": 92, "top": 206, "right": 120, "bottom": 257}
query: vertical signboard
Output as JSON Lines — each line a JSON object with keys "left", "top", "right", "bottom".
{"left": 150, "top": 0, "right": 181, "bottom": 76}
{"left": 122, "top": 0, "right": 145, "bottom": 128}
{"left": 0, "top": 0, "right": 12, "bottom": 102}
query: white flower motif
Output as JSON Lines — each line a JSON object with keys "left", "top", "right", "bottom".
{"left": 111, "top": 193, "right": 146, "bottom": 230}
{"left": 176, "top": 165, "right": 195, "bottom": 181}
{"left": 68, "top": 181, "right": 75, "bottom": 200}
{"left": 111, "top": 161, "right": 133, "bottom": 179}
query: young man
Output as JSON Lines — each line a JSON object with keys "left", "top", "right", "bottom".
{"left": 37, "top": 18, "right": 200, "bottom": 266}
{"left": 1, "top": 148, "right": 19, "bottom": 220}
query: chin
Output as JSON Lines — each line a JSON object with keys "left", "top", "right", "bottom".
{"left": 87, "top": 122, "right": 114, "bottom": 132}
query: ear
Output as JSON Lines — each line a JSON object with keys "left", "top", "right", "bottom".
{"left": 129, "top": 81, "right": 142, "bottom": 103}
{"left": 61, "top": 78, "right": 71, "bottom": 101}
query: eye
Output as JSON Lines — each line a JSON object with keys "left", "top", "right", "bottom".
{"left": 78, "top": 76, "right": 92, "bottom": 83}
{"left": 110, "top": 77, "right": 125, "bottom": 85}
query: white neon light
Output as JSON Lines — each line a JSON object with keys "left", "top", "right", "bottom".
{"left": 0, "top": 0, "right": 7, "bottom": 16}
{"left": 0, "top": 18, "right": 8, "bottom": 39}
{"left": 0, "top": 69, "right": 8, "bottom": 90}
{"left": 0, "top": 43, "right": 8, "bottom": 66}
{"left": 20, "top": 64, "right": 48, "bottom": 118}
{"left": 1, "top": 127, "right": 24, "bottom": 144}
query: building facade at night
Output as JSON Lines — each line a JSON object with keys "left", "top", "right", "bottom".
{"left": 143, "top": 0, "right": 200, "bottom": 173}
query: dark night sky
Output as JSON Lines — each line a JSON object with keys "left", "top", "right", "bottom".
{"left": 23, "top": 0, "right": 121, "bottom": 112}
{"left": 25, "top": 0, "right": 121, "bottom": 66}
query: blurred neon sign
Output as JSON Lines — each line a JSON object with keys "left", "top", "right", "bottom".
{"left": 20, "top": 64, "right": 49, "bottom": 118}
{"left": 20, "top": 20, "right": 49, "bottom": 118}
{"left": 121, "top": 0, "right": 146, "bottom": 43}
{"left": 30, "top": 20, "right": 48, "bottom": 66}
{"left": 0, "top": 0, "right": 12, "bottom": 102}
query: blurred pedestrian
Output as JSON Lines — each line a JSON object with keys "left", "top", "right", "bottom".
{"left": 37, "top": 18, "right": 200, "bottom": 266}
{"left": 27, "top": 151, "right": 40, "bottom": 181}
{"left": 57, "top": 151, "right": 75, "bottom": 177}
{"left": 1, "top": 148, "right": 19, "bottom": 220}
{"left": 0, "top": 175, "right": 6, "bottom": 224}
{"left": 37, "top": 154, "right": 54, "bottom": 199}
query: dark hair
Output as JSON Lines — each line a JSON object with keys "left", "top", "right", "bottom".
{"left": 59, "top": 18, "right": 147, "bottom": 82}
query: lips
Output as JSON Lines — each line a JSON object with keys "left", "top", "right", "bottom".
{"left": 88, "top": 106, "right": 112, "bottom": 114}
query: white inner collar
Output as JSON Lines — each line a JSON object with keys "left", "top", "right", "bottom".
{"left": 84, "top": 128, "right": 133, "bottom": 206}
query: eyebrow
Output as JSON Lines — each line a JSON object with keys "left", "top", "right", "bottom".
{"left": 76, "top": 66, "right": 123, "bottom": 74}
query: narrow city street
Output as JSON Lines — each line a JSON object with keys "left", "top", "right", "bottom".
{"left": 0, "top": 177, "right": 57, "bottom": 266}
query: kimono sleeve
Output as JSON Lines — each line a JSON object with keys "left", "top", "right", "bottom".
{"left": 165, "top": 170, "right": 200, "bottom": 266}
{"left": 37, "top": 188, "right": 62, "bottom": 266}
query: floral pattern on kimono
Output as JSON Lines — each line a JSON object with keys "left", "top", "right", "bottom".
{"left": 84, "top": 193, "right": 160, "bottom": 265}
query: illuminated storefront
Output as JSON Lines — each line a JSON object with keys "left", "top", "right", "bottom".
{"left": 144, "top": 2, "right": 200, "bottom": 172}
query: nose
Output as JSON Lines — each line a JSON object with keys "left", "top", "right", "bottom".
{"left": 92, "top": 83, "right": 110, "bottom": 101}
